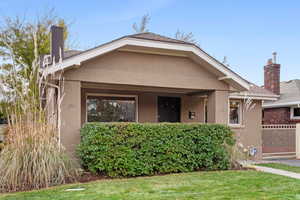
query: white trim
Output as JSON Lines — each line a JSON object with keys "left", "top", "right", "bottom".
{"left": 262, "top": 124, "right": 296, "bottom": 129}
{"left": 218, "top": 76, "right": 230, "bottom": 81}
{"left": 228, "top": 99, "right": 242, "bottom": 126}
{"left": 230, "top": 94, "right": 278, "bottom": 101}
{"left": 85, "top": 93, "right": 138, "bottom": 123}
{"left": 263, "top": 101, "right": 300, "bottom": 108}
{"left": 290, "top": 106, "right": 300, "bottom": 120}
{"left": 45, "top": 37, "right": 250, "bottom": 90}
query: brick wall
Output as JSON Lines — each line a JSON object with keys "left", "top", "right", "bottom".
{"left": 263, "top": 107, "right": 300, "bottom": 124}
{"left": 264, "top": 63, "right": 280, "bottom": 95}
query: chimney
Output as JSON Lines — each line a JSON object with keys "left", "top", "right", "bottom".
{"left": 50, "top": 26, "right": 64, "bottom": 63}
{"left": 264, "top": 52, "right": 280, "bottom": 95}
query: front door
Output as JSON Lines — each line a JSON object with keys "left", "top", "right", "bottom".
{"left": 157, "top": 96, "right": 181, "bottom": 122}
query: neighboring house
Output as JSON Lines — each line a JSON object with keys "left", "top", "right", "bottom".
{"left": 262, "top": 57, "right": 300, "bottom": 124}
{"left": 45, "top": 26, "right": 277, "bottom": 159}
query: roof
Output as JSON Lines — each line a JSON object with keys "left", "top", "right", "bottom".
{"left": 64, "top": 50, "right": 82, "bottom": 59}
{"left": 43, "top": 32, "right": 284, "bottom": 98}
{"left": 229, "top": 83, "right": 278, "bottom": 100}
{"left": 263, "top": 79, "right": 300, "bottom": 108}
{"left": 128, "top": 32, "right": 189, "bottom": 44}
{"left": 62, "top": 32, "right": 192, "bottom": 61}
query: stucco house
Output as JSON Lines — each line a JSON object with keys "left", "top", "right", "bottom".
{"left": 45, "top": 26, "right": 277, "bottom": 159}
{"left": 262, "top": 56, "right": 300, "bottom": 124}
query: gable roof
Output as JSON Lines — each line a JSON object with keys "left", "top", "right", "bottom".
{"left": 263, "top": 79, "right": 300, "bottom": 108}
{"left": 46, "top": 32, "right": 251, "bottom": 91}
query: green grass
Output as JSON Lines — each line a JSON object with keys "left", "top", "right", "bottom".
{"left": 257, "top": 163, "right": 300, "bottom": 174}
{"left": 1, "top": 170, "right": 300, "bottom": 200}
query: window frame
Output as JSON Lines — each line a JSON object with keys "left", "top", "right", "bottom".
{"left": 228, "top": 99, "right": 242, "bottom": 126}
{"left": 290, "top": 106, "right": 300, "bottom": 120}
{"left": 85, "top": 93, "right": 139, "bottom": 123}
{"left": 203, "top": 98, "right": 208, "bottom": 123}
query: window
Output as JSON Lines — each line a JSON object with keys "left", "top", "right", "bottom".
{"left": 229, "top": 100, "right": 241, "bottom": 125}
{"left": 291, "top": 107, "right": 300, "bottom": 119}
{"left": 86, "top": 95, "right": 137, "bottom": 122}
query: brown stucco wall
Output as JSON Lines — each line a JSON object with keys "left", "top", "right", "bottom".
{"left": 64, "top": 51, "right": 228, "bottom": 91}
{"left": 231, "top": 100, "right": 263, "bottom": 160}
{"left": 181, "top": 96, "right": 205, "bottom": 123}
{"left": 60, "top": 81, "right": 81, "bottom": 157}
{"left": 207, "top": 91, "right": 229, "bottom": 124}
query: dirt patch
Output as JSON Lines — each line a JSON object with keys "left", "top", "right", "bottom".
{"left": 77, "top": 172, "right": 110, "bottom": 183}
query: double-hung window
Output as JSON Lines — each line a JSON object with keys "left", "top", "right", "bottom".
{"left": 229, "top": 100, "right": 242, "bottom": 125}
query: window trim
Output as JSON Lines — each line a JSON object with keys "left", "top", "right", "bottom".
{"left": 203, "top": 98, "right": 208, "bottom": 123}
{"left": 85, "top": 93, "right": 139, "bottom": 123}
{"left": 290, "top": 106, "right": 300, "bottom": 120}
{"left": 228, "top": 99, "right": 242, "bottom": 126}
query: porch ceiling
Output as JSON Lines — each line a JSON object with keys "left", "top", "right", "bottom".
{"left": 81, "top": 82, "right": 211, "bottom": 96}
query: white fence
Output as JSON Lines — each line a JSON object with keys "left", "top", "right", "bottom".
{"left": 262, "top": 124, "right": 296, "bottom": 129}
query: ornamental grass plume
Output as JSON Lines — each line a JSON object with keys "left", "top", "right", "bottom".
{"left": 0, "top": 25, "right": 79, "bottom": 193}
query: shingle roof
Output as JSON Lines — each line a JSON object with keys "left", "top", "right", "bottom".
{"left": 128, "top": 32, "right": 190, "bottom": 44}
{"left": 248, "top": 84, "right": 276, "bottom": 96}
{"left": 264, "top": 79, "right": 300, "bottom": 107}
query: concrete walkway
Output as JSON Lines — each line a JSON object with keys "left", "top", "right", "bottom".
{"left": 250, "top": 165, "right": 300, "bottom": 179}
{"left": 268, "top": 159, "right": 300, "bottom": 167}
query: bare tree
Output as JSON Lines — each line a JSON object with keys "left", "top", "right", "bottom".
{"left": 132, "top": 14, "right": 150, "bottom": 33}
{"left": 175, "top": 30, "right": 197, "bottom": 44}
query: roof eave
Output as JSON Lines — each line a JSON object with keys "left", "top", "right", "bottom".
{"left": 263, "top": 101, "right": 300, "bottom": 108}
{"left": 44, "top": 37, "right": 250, "bottom": 90}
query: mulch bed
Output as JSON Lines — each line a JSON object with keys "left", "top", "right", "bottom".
{"left": 77, "top": 172, "right": 110, "bottom": 183}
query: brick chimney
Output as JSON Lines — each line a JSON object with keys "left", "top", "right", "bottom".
{"left": 50, "top": 26, "right": 64, "bottom": 63}
{"left": 264, "top": 52, "right": 280, "bottom": 95}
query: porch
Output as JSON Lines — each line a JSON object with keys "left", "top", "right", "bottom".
{"left": 60, "top": 81, "right": 230, "bottom": 153}
{"left": 79, "top": 82, "right": 229, "bottom": 125}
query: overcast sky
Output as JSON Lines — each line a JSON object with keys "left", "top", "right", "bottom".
{"left": 0, "top": 0, "right": 299, "bottom": 85}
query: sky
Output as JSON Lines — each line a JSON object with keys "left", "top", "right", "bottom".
{"left": 0, "top": 0, "right": 299, "bottom": 85}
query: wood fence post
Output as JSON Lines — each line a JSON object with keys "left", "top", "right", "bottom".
{"left": 296, "top": 124, "right": 300, "bottom": 159}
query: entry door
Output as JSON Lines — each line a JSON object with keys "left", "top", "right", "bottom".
{"left": 157, "top": 96, "right": 181, "bottom": 122}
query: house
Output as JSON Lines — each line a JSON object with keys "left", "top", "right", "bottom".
{"left": 262, "top": 56, "right": 300, "bottom": 124}
{"left": 45, "top": 26, "right": 277, "bottom": 159}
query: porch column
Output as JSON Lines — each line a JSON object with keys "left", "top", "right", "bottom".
{"left": 207, "top": 90, "right": 229, "bottom": 124}
{"left": 59, "top": 80, "right": 81, "bottom": 156}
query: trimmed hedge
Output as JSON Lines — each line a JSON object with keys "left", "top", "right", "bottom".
{"left": 77, "top": 123, "right": 235, "bottom": 177}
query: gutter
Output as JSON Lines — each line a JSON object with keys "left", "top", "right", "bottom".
{"left": 263, "top": 101, "right": 300, "bottom": 108}
{"left": 229, "top": 93, "right": 279, "bottom": 101}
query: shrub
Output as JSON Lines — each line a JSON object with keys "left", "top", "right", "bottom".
{"left": 77, "top": 123, "right": 235, "bottom": 177}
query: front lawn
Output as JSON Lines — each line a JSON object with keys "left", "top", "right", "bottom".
{"left": 257, "top": 163, "right": 300, "bottom": 173}
{"left": 1, "top": 170, "right": 300, "bottom": 200}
